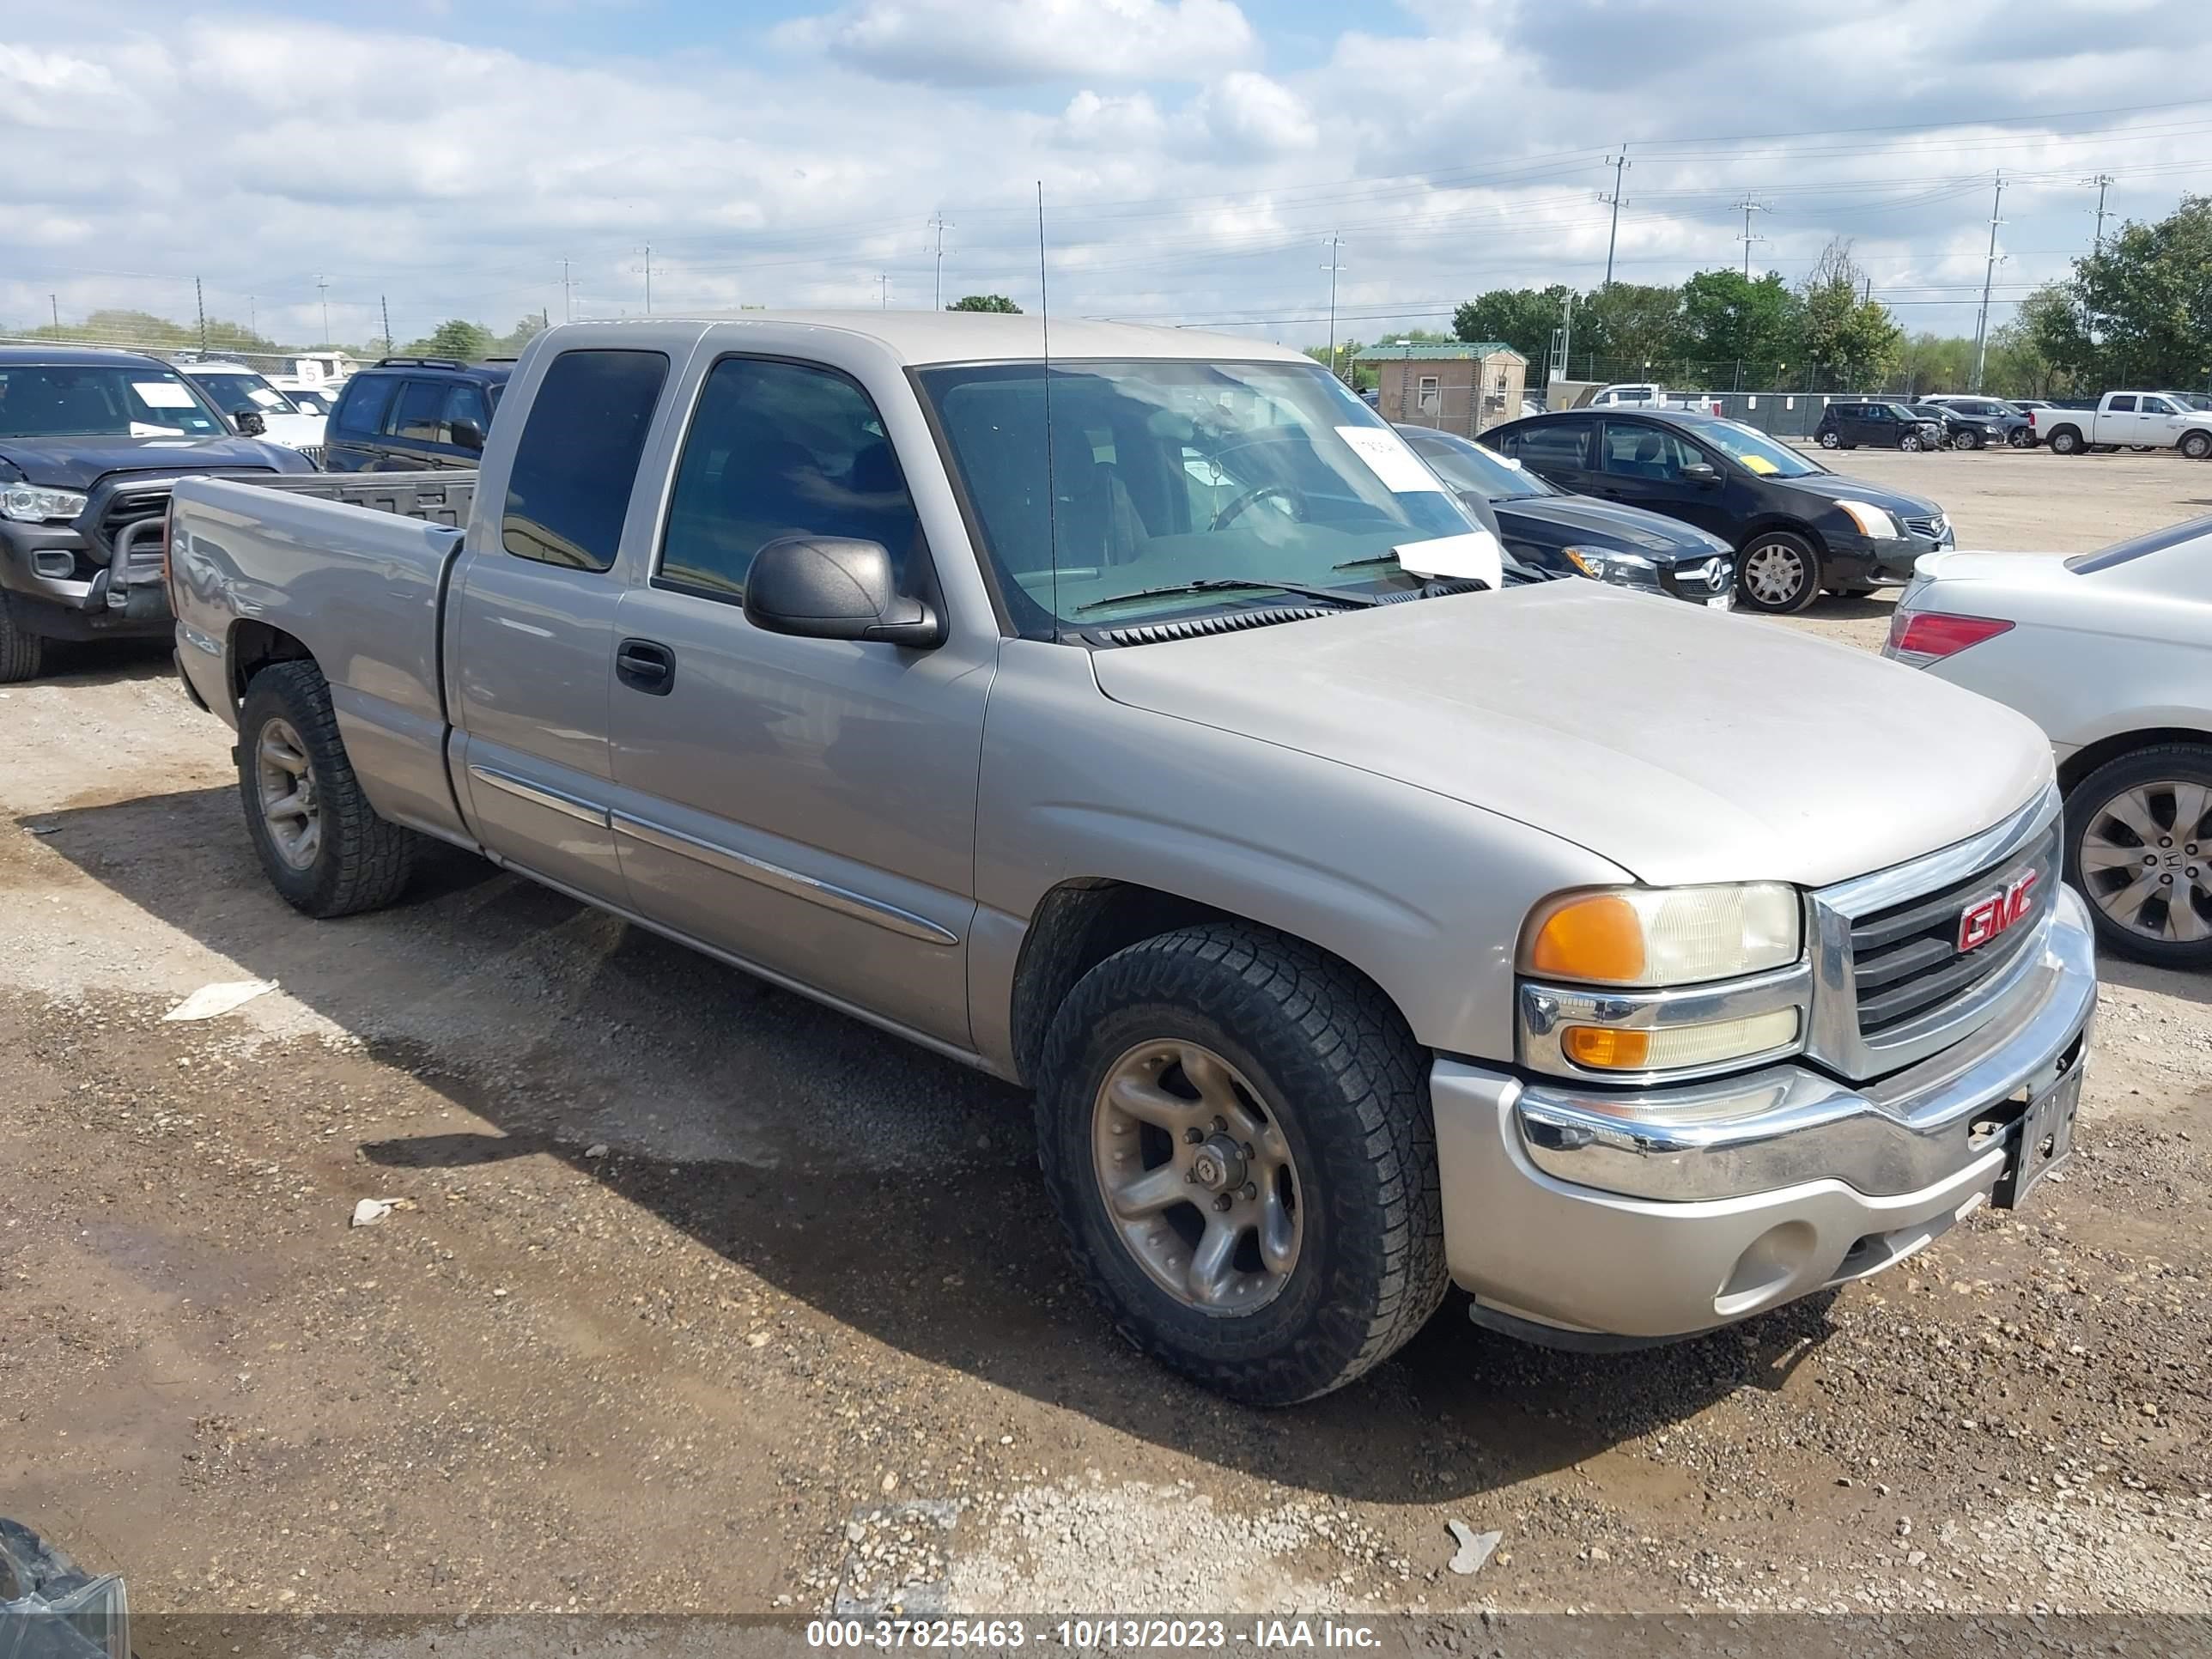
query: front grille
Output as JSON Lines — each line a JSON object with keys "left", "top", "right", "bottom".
{"left": 1901, "top": 514, "right": 1946, "bottom": 541}
{"left": 1849, "top": 822, "right": 2059, "bottom": 1036}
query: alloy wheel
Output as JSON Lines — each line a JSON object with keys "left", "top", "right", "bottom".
{"left": 2077, "top": 781, "right": 2212, "bottom": 945}
{"left": 1091, "top": 1039, "right": 1303, "bottom": 1316}
{"left": 1741, "top": 541, "right": 1808, "bottom": 607}
{"left": 256, "top": 717, "right": 322, "bottom": 871}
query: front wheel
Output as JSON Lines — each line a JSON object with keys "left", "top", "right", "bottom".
{"left": 1818, "top": 430, "right": 1840, "bottom": 449}
{"left": 1036, "top": 924, "right": 1447, "bottom": 1406}
{"left": 2008, "top": 428, "right": 2034, "bottom": 449}
{"left": 2066, "top": 745, "right": 2212, "bottom": 969}
{"left": 0, "top": 590, "right": 46, "bottom": 684}
{"left": 238, "top": 660, "right": 421, "bottom": 917}
{"left": 1736, "top": 531, "right": 1823, "bottom": 614}
{"left": 1899, "top": 433, "right": 1923, "bottom": 452}
{"left": 2181, "top": 431, "right": 2212, "bottom": 461}
{"left": 1953, "top": 428, "right": 1981, "bottom": 452}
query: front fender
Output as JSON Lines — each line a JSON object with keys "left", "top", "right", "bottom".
{"left": 969, "top": 641, "right": 1629, "bottom": 1073}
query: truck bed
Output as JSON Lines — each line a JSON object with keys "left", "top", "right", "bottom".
{"left": 168, "top": 471, "right": 477, "bottom": 842}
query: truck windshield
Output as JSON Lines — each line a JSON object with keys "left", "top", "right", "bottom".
{"left": 190, "top": 371, "right": 301, "bottom": 416}
{"left": 0, "top": 365, "right": 228, "bottom": 438}
{"left": 1693, "top": 417, "right": 1823, "bottom": 478}
{"left": 918, "top": 359, "right": 1485, "bottom": 633}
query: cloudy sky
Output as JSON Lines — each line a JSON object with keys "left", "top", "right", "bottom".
{"left": 4, "top": 0, "right": 2209, "bottom": 354}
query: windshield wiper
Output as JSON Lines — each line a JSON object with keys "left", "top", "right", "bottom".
{"left": 1073, "top": 578, "right": 1376, "bottom": 615}
{"left": 1331, "top": 554, "right": 1401, "bottom": 571}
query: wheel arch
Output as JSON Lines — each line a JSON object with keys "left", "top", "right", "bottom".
{"left": 2057, "top": 726, "right": 2212, "bottom": 795}
{"left": 1005, "top": 878, "right": 1412, "bottom": 1090}
{"left": 227, "top": 618, "right": 319, "bottom": 706}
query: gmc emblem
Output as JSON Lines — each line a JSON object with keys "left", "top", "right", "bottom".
{"left": 1959, "top": 869, "right": 2039, "bottom": 952}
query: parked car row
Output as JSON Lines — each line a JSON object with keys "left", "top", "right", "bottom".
{"left": 155, "top": 313, "right": 2093, "bottom": 1405}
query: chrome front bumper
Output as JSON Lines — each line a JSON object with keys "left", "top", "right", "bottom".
{"left": 1431, "top": 884, "right": 2096, "bottom": 1340}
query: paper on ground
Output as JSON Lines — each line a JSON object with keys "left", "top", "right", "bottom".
{"left": 1394, "top": 528, "right": 1504, "bottom": 591}
{"left": 163, "top": 979, "right": 278, "bottom": 1022}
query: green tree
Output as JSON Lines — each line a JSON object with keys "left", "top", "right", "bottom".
{"left": 947, "top": 294, "right": 1022, "bottom": 313}
{"left": 404, "top": 319, "right": 495, "bottom": 361}
{"left": 1895, "top": 332, "right": 1975, "bottom": 396}
{"left": 1796, "top": 240, "right": 1902, "bottom": 389}
{"left": 492, "top": 315, "right": 547, "bottom": 356}
{"left": 2067, "top": 195, "right": 2212, "bottom": 389}
{"left": 1676, "top": 270, "right": 1797, "bottom": 387}
{"left": 1576, "top": 283, "right": 1686, "bottom": 379}
{"left": 1451, "top": 286, "right": 1570, "bottom": 364}
{"left": 2012, "top": 282, "right": 2093, "bottom": 396}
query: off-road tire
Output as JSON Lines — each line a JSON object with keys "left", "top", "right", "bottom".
{"left": 0, "top": 590, "right": 46, "bottom": 684}
{"left": 238, "top": 659, "right": 419, "bottom": 917}
{"left": 1035, "top": 922, "right": 1448, "bottom": 1407}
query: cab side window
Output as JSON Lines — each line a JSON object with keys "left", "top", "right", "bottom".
{"left": 1499, "top": 419, "right": 1592, "bottom": 470}
{"left": 391, "top": 380, "right": 444, "bottom": 443}
{"left": 658, "top": 357, "right": 925, "bottom": 603}
{"left": 333, "top": 375, "right": 396, "bottom": 436}
{"left": 500, "top": 349, "right": 671, "bottom": 571}
{"left": 2109, "top": 396, "right": 2137, "bottom": 412}
{"left": 1600, "top": 423, "right": 1699, "bottom": 480}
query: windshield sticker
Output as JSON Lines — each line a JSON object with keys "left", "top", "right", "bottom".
{"left": 1335, "top": 426, "right": 1446, "bottom": 495}
{"left": 1739, "top": 453, "right": 1778, "bottom": 475}
{"left": 129, "top": 421, "right": 185, "bottom": 436}
{"left": 247, "top": 387, "right": 283, "bottom": 407}
{"left": 1394, "top": 529, "right": 1504, "bottom": 591}
{"left": 133, "top": 380, "right": 199, "bottom": 409}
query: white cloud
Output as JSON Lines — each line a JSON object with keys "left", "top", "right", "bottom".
{"left": 1196, "top": 71, "right": 1316, "bottom": 157}
{"left": 775, "top": 0, "right": 1257, "bottom": 87}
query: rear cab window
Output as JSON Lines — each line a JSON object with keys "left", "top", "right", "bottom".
{"left": 500, "top": 349, "right": 671, "bottom": 570}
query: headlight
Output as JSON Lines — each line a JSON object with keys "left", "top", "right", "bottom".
{"left": 1521, "top": 884, "right": 1800, "bottom": 987}
{"left": 1832, "top": 498, "right": 1900, "bottom": 540}
{"left": 1516, "top": 884, "right": 1808, "bottom": 1080}
{"left": 1563, "top": 546, "right": 1660, "bottom": 587}
{"left": 1, "top": 483, "right": 88, "bottom": 524}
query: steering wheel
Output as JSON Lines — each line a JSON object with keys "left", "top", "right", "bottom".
{"left": 1208, "top": 483, "right": 1310, "bottom": 532}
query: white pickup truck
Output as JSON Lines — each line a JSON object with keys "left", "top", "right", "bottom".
{"left": 167, "top": 313, "right": 2097, "bottom": 1404}
{"left": 2033, "top": 392, "right": 2212, "bottom": 459}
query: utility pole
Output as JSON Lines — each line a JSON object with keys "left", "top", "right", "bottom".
{"left": 561, "top": 257, "right": 576, "bottom": 323}
{"left": 1560, "top": 290, "right": 1574, "bottom": 381}
{"left": 249, "top": 295, "right": 258, "bottom": 337}
{"left": 1972, "top": 170, "right": 2007, "bottom": 393}
{"left": 1731, "top": 198, "right": 1770, "bottom": 279}
{"left": 876, "top": 272, "right": 892, "bottom": 309}
{"left": 316, "top": 274, "right": 331, "bottom": 347}
{"left": 381, "top": 295, "right": 392, "bottom": 354}
{"left": 929, "top": 214, "right": 952, "bottom": 310}
{"left": 2082, "top": 173, "right": 2116, "bottom": 252}
{"left": 50, "top": 294, "right": 58, "bottom": 330}
{"left": 196, "top": 276, "right": 208, "bottom": 351}
{"left": 645, "top": 245, "right": 653, "bottom": 314}
{"left": 1321, "top": 234, "right": 1346, "bottom": 381}
{"left": 1601, "top": 146, "right": 1630, "bottom": 289}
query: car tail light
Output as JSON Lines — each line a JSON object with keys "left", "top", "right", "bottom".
{"left": 1886, "top": 609, "right": 2014, "bottom": 664}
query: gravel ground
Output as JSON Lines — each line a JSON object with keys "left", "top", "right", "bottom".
{"left": 3, "top": 447, "right": 2209, "bottom": 1620}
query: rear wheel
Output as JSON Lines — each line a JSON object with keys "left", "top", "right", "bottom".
{"left": 2066, "top": 744, "right": 2212, "bottom": 969}
{"left": 1736, "top": 531, "right": 1822, "bottom": 614}
{"left": 0, "top": 590, "right": 46, "bottom": 684}
{"left": 2181, "top": 430, "right": 2212, "bottom": 461}
{"left": 2008, "top": 428, "right": 2033, "bottom": 449}
{"left": 1036, "top": 923, "right": 1447, "bottom": 1406}
{"left": 238, "top": 660, "right": 420, "bottom": 917}
{"left": 2047, "top": 428, "right": 2083, "bottom": 455}
{"left": 1818, "top": 430, "right": 1840, "bottom": 449}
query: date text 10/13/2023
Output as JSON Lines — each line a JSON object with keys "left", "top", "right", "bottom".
{"left": 805, "top": 1619, "right": 1385, "bottom": 1650}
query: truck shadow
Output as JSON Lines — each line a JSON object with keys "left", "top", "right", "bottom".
{"left": 28, "top": 638, "right": 173, "bottom": 687}
{"left": 29, "top": 783, "right": 1832, "bottom": 1504}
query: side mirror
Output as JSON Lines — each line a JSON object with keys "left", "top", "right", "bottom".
{"left": 743, "top": 536, "right": 944, "bottom": 648}
{"left": 1681, "top": 461, "right": 1719, "bottom": 486}
{"left": 449, "top": 418, "right": 485, "bottom": 453}
{"left": 234, "top": 409, "right": 268, "bottom": 437}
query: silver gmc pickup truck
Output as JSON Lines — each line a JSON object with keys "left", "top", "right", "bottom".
{"left": 168, "top": 315, "right": 2097, "bottom": 1406}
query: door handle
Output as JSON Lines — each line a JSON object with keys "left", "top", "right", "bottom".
{"left": 616, "top": 637, "right": 675, "bottom": 696}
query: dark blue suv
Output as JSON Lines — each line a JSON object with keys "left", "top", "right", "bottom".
{"left": 323, "top": 356, "right": 513, "bottom": 472}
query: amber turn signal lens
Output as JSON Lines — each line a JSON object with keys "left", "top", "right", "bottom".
{"left": 1562, "top": 1026, "right": 1651, "bottom": 1069}
{"left": 1527, "top": 894, "right": 1647, "bottom": 983}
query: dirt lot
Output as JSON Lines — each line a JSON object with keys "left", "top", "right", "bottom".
{"left": 3, "top": 446, "right": 2209, "bottom": 1620}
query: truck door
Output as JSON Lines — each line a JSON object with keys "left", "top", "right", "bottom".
{"left": 604, "top": 352, "right": 989, "bottom": 1050}
{"left": 447, "top": 347, "right": 674, "bottom": 904}
{"left": 2101, "top": 395, "right": 2136, "bottom": 444}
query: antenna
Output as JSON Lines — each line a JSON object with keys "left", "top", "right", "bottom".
{"left": 1037, "top": 180, "right": 1058, "bottom": 631}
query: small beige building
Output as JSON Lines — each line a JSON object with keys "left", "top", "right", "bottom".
{"left": 1354, "top": 342, "right": 1528, "bottom": 437}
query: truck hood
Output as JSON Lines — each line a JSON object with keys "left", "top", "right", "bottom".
{"left": 0, "top": 434, "right": 305, "bottom": 488}
{"left": 1090, "top": 581, "right": 2051, "bottom": 890}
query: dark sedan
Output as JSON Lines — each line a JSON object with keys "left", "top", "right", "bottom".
{"left": 1396, "top": 424, "right": 1735, "bottom": 608}
{"left": 1481, "top": 408, "right": 1954, "bottom": 614}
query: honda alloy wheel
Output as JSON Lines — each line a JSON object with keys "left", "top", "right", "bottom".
{"left": 2066, "top": 744, "right": 2212, "bottom": 969}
